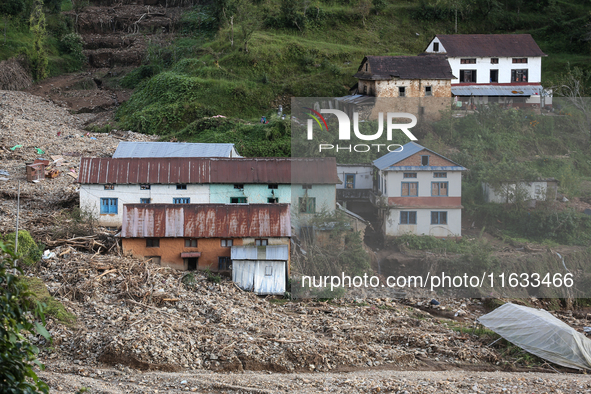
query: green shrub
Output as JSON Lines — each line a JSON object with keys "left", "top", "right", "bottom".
{"left": 2, "top": 230, "right": 42, "bottom": 266}
{"left": 59, "top": 32, "right": 84, "bottom": 66}
{"left": 20, "top": 277, "right": 77, "bottom": 327}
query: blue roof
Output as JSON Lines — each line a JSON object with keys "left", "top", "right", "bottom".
{"left": 372, "top": 142, "right": 466, "bottom": 171}
{"left": 113, "top": 142, "right": 240, "bottom": 159}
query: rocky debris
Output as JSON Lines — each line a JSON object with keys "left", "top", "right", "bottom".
{"left": 32, "top": 248, "right": 502, "bottom": 374}
{"left": 0, "top": 57, "right": 32, "bottom": 91}
{"left": 0, "top": 90, "right": 157, "bottom": 234}
{"left": 36, "top": 368, "right": 591, "bottom": 394}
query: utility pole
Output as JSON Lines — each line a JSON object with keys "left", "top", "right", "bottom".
{"left": 14, "top": 180, "right": 20, "bottom": 274}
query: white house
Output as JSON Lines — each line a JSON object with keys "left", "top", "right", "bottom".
{"left": 372, "top": 142, "right": 467, "bottom": 238}
{"left": 423, "top": 34, "right": 550, "bottom": 108}
{"left": 482, "top": 179, "right": 558, "bottom": 204}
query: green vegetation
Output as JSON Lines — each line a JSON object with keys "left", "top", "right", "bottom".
{"left": 20, "top": 277, "right": 77, "bottom": 327}
{"left": 0, "top": 240, "right": 50, "bottom": 394}
{"left": 1, "top": 230, "right": 43, "bottom": 267}
{"left": 204, "top": 268, "right": 222, "bottom": 284}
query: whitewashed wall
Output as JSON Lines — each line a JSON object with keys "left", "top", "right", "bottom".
{"left": 80, "top": 184, "right": 210, "bottom": 226}
{"left": 384, "top": 171, "right": 462, "bottom": 198}
{"left": 336, "top": 165, "right": 373, "bottom": 189}
{"left": 383, "top": 208, "right": 462, "bottom": 237}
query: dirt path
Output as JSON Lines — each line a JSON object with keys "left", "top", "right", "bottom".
{"left": 38, "top": 365, "right": 591, "bottom": 393}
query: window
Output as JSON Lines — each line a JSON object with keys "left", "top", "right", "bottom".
{"left": 403, "top": 173, "right": 417, "bottom": 178}
{"left": 302, "top": 184, "right": 312, "bottom": 190}
{"left": 491, "top": 58, "right": 499, "bottom": 64}
{"left": 365, "top": 63, "right": 368, "bottom": 71}
{"left": 431, "top": 211, "right": 448, "bottom": 225}
{"left": 400, "top": 211, "right": 417, "bottom": 225}
{"left": 185, "top": 239, "right": 198, "bottom": 247}
{"left": 434, "top": 172, "right": 447, "bottom": 178}
{"left": 234, "top": 184, "right": 244, "bottom": 189}
{"left": 218, "top": 257, "right": 232, "bottom": 270}
{"left": 140, "top": 198, "right": 151, "bottom": 204}
{"left": 255, "top": 239, "right": 268, "bottom": 246}
{"left": 425, "top": 86, "right": 432, "bottom": 96}
{"left": 230, "top": 197, "right": 247, "bottom": 203}
{"left": 401, "top": 182, "right": 418, "bottom": 197}
{"left": 146, "top": 256, "right": 161, "bottom": 265}
{"left": 511, "top": 69, "right": 528, "bottom": 82}
{"left": 100, "top": 198, "right": 118, "bottom": 214}
{"left": 140, "top": 184, "right": 151, "bottom": 190}
{"left": 433, "top": 42, "right": 439, "bottom": 52}
{"left": 460, "top": 58, "right": 476, "bottom": 64}
{"left": 268, "top": 184, "right": 278, "bottom": 189}
{"left": 459, "top": 70, "right": 477, "bottom": 83}
{"left": 146, "top": 238, "right": 160, "bottom": 248}
{"left": 173, "top": 198, "right": 190, "bottom": 204}
{"left": 299, "top": 197, "right": 316, "bottom": 213}
{"left": 176, "top": 184, "right": 187, "bottom": 190}
{"left": 432, "top": 182, "right": 448, "bottom": 196}
{"left": 512, "top": 58, "right": 528, "bottom": 63}
{"left": 398, "top": 87, "right": 405, "bottom": 97}
{"left": 265, "top": 266, "right": 273, "bottom": 276}
{"left": 490, "top": 69, "right": 498, "bottom": 83}
{"left": 104, "top": 184, "right": 114, "bottom": 190}
{"left": 421, "top": 155, "right": 429, "bottom": 166}
{"left": 345, "top": 174, "right": 355, "bottom": 189}
{"left": 268, "top": 197, "right": 279, "bottom": 203}
{"left": 221, "top": 239, "right": 233, "bottom": 247}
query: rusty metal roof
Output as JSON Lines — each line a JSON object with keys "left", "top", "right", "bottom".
{"left": 430, "top": 34, "right": 547, "bottom": 57}
{"left": 121, "top": 204, "right": 291, "bottom": 238}
{"left": 354, "top": 55, "right": 454, "bottom": 80}
{"left": 78, "top": 157, "right": 340, "bottom": 185}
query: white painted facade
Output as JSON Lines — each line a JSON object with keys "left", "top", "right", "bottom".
{"left": 80, "top": 184, "right": 209, "bottom": 227}
{"left": 383, "top": 208, "right": 462, "bottom": 238}
{"left": 336, "top": 164, "right": 373, "bottom": 190}
{"left": 380, "top": 170, "right": 462, "bottom": 198}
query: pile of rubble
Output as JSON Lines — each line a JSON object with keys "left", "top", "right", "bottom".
{"left": 33, "top": 247, "right": 501, "bottom": 373}
{"left": 0, "top": 90, "right": 157, "bottom": 233}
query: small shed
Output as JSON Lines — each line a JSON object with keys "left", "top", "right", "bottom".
{"left": 26, "top": 159, "right": 49, "bottom": 182}
{"left": 231, "top": 245, "right": 288, "bottom": 295}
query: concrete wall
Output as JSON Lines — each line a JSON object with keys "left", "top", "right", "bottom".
{"left": 384, "top": 170, "right": 462, "bottom": 199}
{"left": 336, "top": 165, "right": 373, "bottom": 189}
{"left": 80, "top": 184, "right": 209, "bottom": 227}
{"left": 209, "top": 184, "right": 291, "bottom": 204}
{"left": 383, "top": 208, "right": 462, "bottom": 237}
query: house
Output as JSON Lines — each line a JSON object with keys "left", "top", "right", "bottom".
{"left": 423, "top": 34, "right": 550, "bottom": 108}
{"left": 78, "top": 157, "right": 340, "bottom": 233}
{"left": 231, "top": 245, "right": 289, "bottom": 295}
{"left": 120, "top": 203, "right": 291, "bottom": 274}
{"left": 372, "top": 142, "right": 467, "bottom": 238}
{"left": 112, "top": 141, "right": 241, "bottom": 158}
{"left": 353, "top": 55, "right": 454, "bottom": 98}
{"left": 346, "top": 55, "right": 454, "bottom": 120}
{"left": 482, "top": 178, "right": 558, "bottom": 204}
{"left": 336, "top": 163, "right": 374, "bottom": 217}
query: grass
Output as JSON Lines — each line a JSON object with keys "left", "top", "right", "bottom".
{"left": 21, "top": 277, "right": 77, "bottom": 327}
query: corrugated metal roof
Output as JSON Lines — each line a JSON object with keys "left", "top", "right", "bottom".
{"left": 452, "top": 84, "right": 544, "bottom": 97}
{"left": 121, "top": 204, "right": 291, "bottom": 238}
{"left": 354, "top": 55, "right": 454, "bottom": 80}
{"left": 373, "top": 142, "right": 466, "bottom": 170}
{"left": 432, "top": 34, "right": 547, "bottom": 57}
{"left": 113, "top": 142, "right": 240, "bottom": 158}
{"left": 231, "top": 245, "right": 289, "bottom": 260}
{"left": 78, "top": 157, "right": 341, "bottom": 185}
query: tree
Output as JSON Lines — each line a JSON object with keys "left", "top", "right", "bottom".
{"left": 29, "top": 0, "right": 48, "bottom": 81}
{"left": 0, "top": 240, "right": 50, "bottom": 393}
{"left": 236, "top": 0, "right": 261, "bottom": 53}
{"left": 0, "top": 0, "right": 24, "bottom": 45}
{"left": 550, "top": 65, "right": 591, "bottom": 143}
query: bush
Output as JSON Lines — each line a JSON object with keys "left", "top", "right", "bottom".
{"left": 59, "top": 33, "right": 85, "bottom": 66}
{"left": 2, "top": 230, "right": 42, "bottom": 267}
{"left": 0, "top": 240, "right": 50, "bottom": 393}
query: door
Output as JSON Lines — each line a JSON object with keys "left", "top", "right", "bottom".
{"left": 187, "top": 258, "right": 198, "bottom": 271}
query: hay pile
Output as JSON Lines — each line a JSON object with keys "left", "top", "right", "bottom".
{"left": 0, "top": 57, "right": 32, "bottom": 91}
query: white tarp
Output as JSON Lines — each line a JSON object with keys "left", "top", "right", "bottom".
{"left": 478, "top": 303, "right": 591, "bottom": 370}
